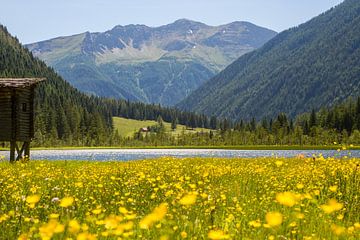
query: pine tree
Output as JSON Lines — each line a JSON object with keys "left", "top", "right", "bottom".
{"left": 261, "top": 118, "right": 269, "bottom": 131}
{"left": 343, "top": 111, "right": 353, "bottom": 134}
{"left": 210, "top": 116, "right": 218, "bottom": 130}
{"left": 303, "top": 120, "right": 310, "bottom": 135}
{"left": 309, "top": 109, "right": 317, "bottom": 128}
{"left": 171, "top": 117, "right": 178, "bottom": 131}
{"left": 357, "top": 97, "right": 360, "bottom": 129}
{"left": 157, "top": 115, "right": 164, "bottom": 127}
{"left": 250, "top": 118, "right": 256, "bottom": 131}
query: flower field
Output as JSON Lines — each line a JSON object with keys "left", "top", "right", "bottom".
{"left": 0, "top": 155, "right": 360, "bottom": 239}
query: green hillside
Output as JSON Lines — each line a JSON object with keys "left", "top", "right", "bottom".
{"left": 178, "top": 0, "right": 360, "bottom": 120}
{"left": 113, "top": 118, "right": 158, "bottom": 137}
{"left": 0, "top": 25, "right": 113, "bottom": 146}
{"left": 26, "top": 20, "right": 276, "bottom": 106}
{"left": 113, "top": 117, "right": 211, "bottom": 138}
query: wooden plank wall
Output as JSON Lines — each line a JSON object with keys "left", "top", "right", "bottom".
{"left": 0, "top": 87, "right": 32, "bottom": 141}
{"left": 16, "top": 88, "right": 32, "bottom": 141}
{"left": 0, "top": 88, "right": 12, "bottom": 140}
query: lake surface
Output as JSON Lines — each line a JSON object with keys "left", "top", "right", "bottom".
{"left": 0, "top": 149, "right": 359, "bottom": 161}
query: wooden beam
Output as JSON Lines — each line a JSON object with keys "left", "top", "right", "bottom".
{"left": 24, "top": 142, "right": 30, "bottom": 159}
{"left": 15, "top": 142, "right": 20, "bottom": 154}
{"left": 16, "top": 142, "right": 26, "bottom": 161}
{"left": 10, "top": 89, "right": 16, "bottom": 163}
{"left": 30, "top": 86, "right": 35, "bottom": 138}
{"left": 10, "top": 141, "right": 15, "bottom": 163}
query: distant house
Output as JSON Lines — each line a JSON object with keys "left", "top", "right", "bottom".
{"left": 139, "top": 127, "right": 149, "bottom": 133}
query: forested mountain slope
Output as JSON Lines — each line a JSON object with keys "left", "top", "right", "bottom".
{"left": 0, "top": 25, "right": 113, "bottom": 146}
{"left": 178, "top": 0, "right": 360, "bottom": 120}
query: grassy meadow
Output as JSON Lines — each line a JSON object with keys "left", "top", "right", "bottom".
{"left": 112, "top": 117, "right": 211, "bottom": 138}
{"left": 0, "top": 154, "right": 360, "bottom": 239}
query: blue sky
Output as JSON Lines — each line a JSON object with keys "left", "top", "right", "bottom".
{"left": 0, "top": 0, "right": 343, "bottom": 44}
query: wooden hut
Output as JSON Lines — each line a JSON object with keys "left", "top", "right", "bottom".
{"left": 0, "top": 78, "right": 45, "bottom": 162}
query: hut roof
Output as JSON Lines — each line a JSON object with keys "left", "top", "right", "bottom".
{"left": 0, "top": 78, "right": 46, "bottom": 88}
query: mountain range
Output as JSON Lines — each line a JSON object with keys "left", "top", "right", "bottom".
{"left": 26, "top": 19, "right": 276, "bottom": 106}
{"left": 178, "top": 0, "right": 360, "bottom": 120}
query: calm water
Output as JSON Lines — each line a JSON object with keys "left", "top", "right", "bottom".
{"left": 0, "top": 149, "right": 359, "bottom": 161}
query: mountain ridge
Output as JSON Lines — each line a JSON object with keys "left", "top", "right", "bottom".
{"left": 26, "top": 19, "right": 277, "bottom": 105}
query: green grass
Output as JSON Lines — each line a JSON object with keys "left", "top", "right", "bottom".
{"left": 112, "top": 117, "right": 211, "bottom": 138}
{"left": 0, "top": 156, "right": 359, "bottom": 239}
{"left": 113, "top": 117, "right": 159, "bottom": 137}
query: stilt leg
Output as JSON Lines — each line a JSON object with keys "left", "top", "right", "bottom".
{"left": 25, "top": 142, "right": 30, "bottom": 159}
{"left": 10, "top": 141, "right": 15, "bottom": 163}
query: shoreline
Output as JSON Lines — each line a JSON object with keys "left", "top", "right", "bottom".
{"left": 1, "top": 145, "right": 359, "bottom": 151}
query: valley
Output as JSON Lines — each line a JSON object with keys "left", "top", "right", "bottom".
{"left": 26, "top": 19, "right": 276, "bottom": 106}
{"left": 1, "top": 0, "right": 360, "bottom": 239}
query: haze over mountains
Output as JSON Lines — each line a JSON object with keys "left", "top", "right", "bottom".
{"left": 26, "top": 19, "right": 276, "bottom": 106}
{"left": 178, "top": 0, "right": 360, "bottom": 120}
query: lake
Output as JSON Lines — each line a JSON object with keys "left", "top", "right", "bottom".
{"left": 0, "top": 149, "right": 359, "bottom": 161}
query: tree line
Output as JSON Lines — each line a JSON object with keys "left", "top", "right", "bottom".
{"left": 120, "top": 97, "right": 360, "bottom": 147}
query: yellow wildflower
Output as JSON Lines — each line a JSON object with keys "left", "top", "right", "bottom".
{"left": 104, "top": 215, "right": 120, "bottom": 230}
{"left": 265, "top": 212, "right": 283, "bottom": 227}
{"left": 76, "top": 232, "right": 97, "bottom": 240}
{"left": 249, "top": 220, "right": 261, "bottom": 228}
{"left": 49, "top": 213, "right": 59, "bottom": 219}
{"left": 59, "top": 197, "right": 74, "bottom": 208}
{"left": 181, "top": 231, "right": 187, "bottom": 238}
{"left": 208, "top": 229, "right": 229, "bottom": 239}
{"left": 26, "top": 195, "right": 40, "bottom": 208}
{"left": 119, "top": 207, "right": 128, "bottom": 214}
{"left": 39, "top": 220, "right": 64, "bottom": 240}
{"left": 295, "top": 213, "right": 305, "bottom": 219}
{"left": 68, "top": 219, "right": 81, "bottom": 234}
{"left": 348, "top": 226, "right": 355, "bottom": 233}
{"left": 92, "top": 208, "right": 102, "bottom": 215}
{"left": 139, "top": 203, "right": 168, "bottom": 229}
{"left": 313, "top": 189, "right": 320, "bottom": 196}
{"left": 26, "top": 194, "right": 40, "bottom": 204}
{"left": 179, "top": 194, "right": 197, "bottom": 205}
{"left": 276, "top": 192, "right": 297, "bottom": 207}
{"left": 17, "top": 234, "right": 28, "bottom": 240}
{"left": 354, "top": 222, "right": 360, "bottom": 229}
{"left": 331, "top": 224, "right": 345, "bottom": 235}
{"left": 329, "top": 185, "right": 338, "bottom": 192}
{"left": 275, "top": 160, "right": 284, "bottom": 167}
{"left": 320, "top": 199, "right": 343, "bottom": 214}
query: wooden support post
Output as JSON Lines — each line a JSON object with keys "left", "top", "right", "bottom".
{"left": 16, "top": 142, "right": 26, "bottom": 161}
{"left": 25, "top": 142, "right": 30, "bottom": 159}
{"left": 10, "top": 141, "right": 15, "bottom": 163}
